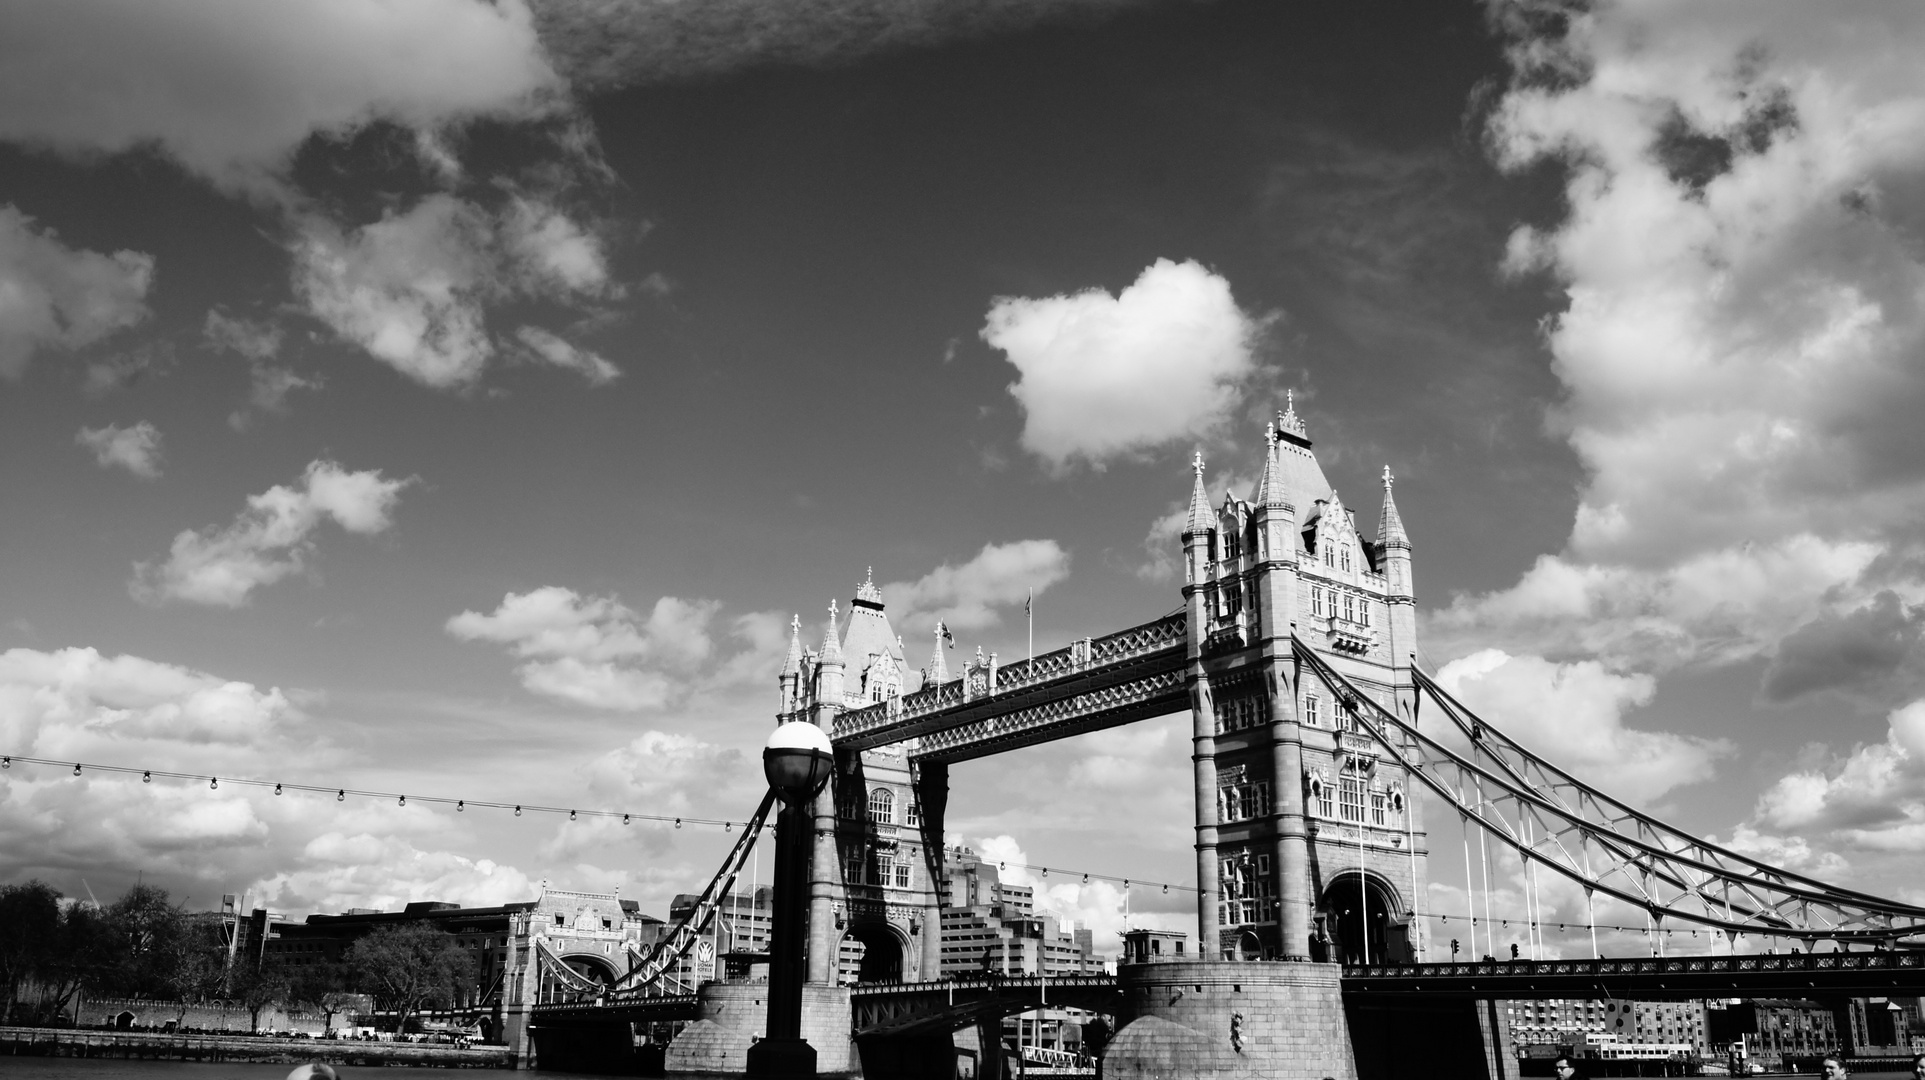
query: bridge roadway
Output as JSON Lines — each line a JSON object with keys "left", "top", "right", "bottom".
{"left": 529, "top": 951, "right": 1925, "bottom": 1034}
{"left": 1340, "top": 950, "right": 1925, "bottom": 1001}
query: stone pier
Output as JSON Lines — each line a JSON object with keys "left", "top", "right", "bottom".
{"left": 1103, "top": 960, "right": 1357, "bottom": 1080}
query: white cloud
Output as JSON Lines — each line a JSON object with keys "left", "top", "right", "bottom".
{"left": 1455, "top": 6, "right": 1925, "bottom": 662}
{"left": 131, "top": 460, "right": 410, "bottom": 607}
{"left": 983, "top": 259, "right": 1267, "bottom": 471}
{"left": 1136, "top": 466, "right": 1261, "bottom": 582}
{"left": 1713, "top": 824, "right": 1851, "bottom": 880}
{"left": 250, "top": 834, "right": 534, "bottom": 915}
{"left": 1751, "top": 699, "right": 1925, "bottom": 850}
{"left": 1431, "top": 535, "right": 1883, "bottom": 670}
{"left": 445, "top": 587, "right": 787, "bottom": 711}
{"left": 75, "top": 421, "right": 163, "bottom": 479}
{"left": 291, "top": 194, "right": 613, "bottom": 389}
{"left": 0, "top": 206, "right": 153, "bottom": 379}
{"left": 0, "top": 0, "right": 560, "bottom": 193}
{"left": 880, "top": 540, "right": 1070, "bottom": 636}
{"left": 1435, "top": 649, "right": 1730, "bottom": 803}
{"left": 204, "top": 309, "right": 320, "bottom": 425}
{"left": 515, "top": 325, "right": 619, "bottom": 385}
{"left": 971, "top": 834, "right": 1183, "bottom": 956}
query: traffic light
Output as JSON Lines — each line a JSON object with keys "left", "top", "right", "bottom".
{"left": 1451, "top": 939, "right": 1460, "bottom": 959}
{"left": 1511, "top": 943, "right": 1520, "bottom": 960}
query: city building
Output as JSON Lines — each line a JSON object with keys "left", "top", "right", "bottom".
{"left": 936, "top": 847, "right": 1103, "bottom": 980}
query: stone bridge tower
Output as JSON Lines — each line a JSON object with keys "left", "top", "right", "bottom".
{"left": 777, "top": 572, "right": 944, "bottom": 987}
{"left": 1182, "top": 399, "right": 1428, "bottom": 964}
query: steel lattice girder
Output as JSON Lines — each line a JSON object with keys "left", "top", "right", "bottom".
{"left": 833, "top": 614, "right": 1187, "bottom": 750}
{"left": 1291, "top": 640, "right": 1925, "bottom": 943}
{"left": 605, "top": 789, "right": 777, "bottom": 996}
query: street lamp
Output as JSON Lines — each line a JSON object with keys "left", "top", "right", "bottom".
{"left": 747, "top": 721, "right": 834, "bottom": 1079}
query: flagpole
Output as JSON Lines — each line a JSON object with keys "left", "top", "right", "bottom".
{"left": 1027, "top": 587, "right": 1033, "bottom": 666}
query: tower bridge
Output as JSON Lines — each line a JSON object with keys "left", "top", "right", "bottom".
{"left": 516, "top": 403, "right": 1925, "bottom": 1079}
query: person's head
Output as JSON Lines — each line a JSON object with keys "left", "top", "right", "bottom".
{"left": 1911, "top": 1051, "right": 1923, "bottom": 1078}
{"left": 1821, "top": 1054, "right": 1849, "bottom": 1078}
{"left": 1553, "top": 1056, "right": 1575, "bottom": 1078}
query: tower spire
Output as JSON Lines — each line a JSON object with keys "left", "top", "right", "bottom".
{"left": 928, "top": 621, "right": 951, "bottom": 685}
{"left": 1278, "top": 389, "right": 1306, "bottom": 441}
{"left": 1379, "top": 465, "right": 1408, "bottom": 547}
{"left": 1256, "top": 420, "right": 1286, "bottom": 508}
{"left": 1184, "top": 450, "right": 1212, "bottom": 535}
{"left": 820, "top": 599, "right": 842, "bottom": 662}
{"left": 781, "top": 614, "right": 802, "bottom": 676}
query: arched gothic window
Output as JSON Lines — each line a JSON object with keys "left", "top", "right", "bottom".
{"left": 867, "top": 787, "right": 895, "bottom": 824}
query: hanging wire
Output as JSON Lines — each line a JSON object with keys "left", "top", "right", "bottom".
{"left": 0, "top": 753, "right": 763, "bottom": 831}
{"left": 3, "top": 752, "right": 1203, "bottom": 898}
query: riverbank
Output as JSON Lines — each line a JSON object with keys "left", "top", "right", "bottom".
{"left": 0, "top": 1027, "right": 515, "bottom": 1069}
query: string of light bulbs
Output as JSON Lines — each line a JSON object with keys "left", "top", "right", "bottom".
{"left": 2, "top": 753, "right": 1204, "bottom": 898}
{"left": 1415, "top": 910, "right": 1766, "bottom": 937}
{"left": 0, "top": 753, "right": 758, "bottom": 832}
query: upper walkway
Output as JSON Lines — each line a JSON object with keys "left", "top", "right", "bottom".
{"left": 829, "top": 614, "right": 1187, "bottom": 761}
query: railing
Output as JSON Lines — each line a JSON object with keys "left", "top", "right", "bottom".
{"left": 833, "top": 614, "right": 1186, "bottom": 744}
{"left": 849, "top": 973, "right": 1117, "bottom": 997}
{"left": 1345, "top": 951, "right": 1925, "bottom": 981}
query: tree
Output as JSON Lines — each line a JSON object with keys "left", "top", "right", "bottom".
{"left": 288, "top": 960, "right": 356, "bottom": 1035}
{"left": 345, "top": 922, "right": 475, "bottom": 1036}
{"left": 232, "top": 960, "right": 292, "bottom": 1033}
{"left": 40, "top": 902, "right": 115, "bottom": 1025}
{"left": 0, "top": 881, "right": 61, "bottom": 1023}
{"left": 102, "top": 884, "right": 186, "bottom": 997}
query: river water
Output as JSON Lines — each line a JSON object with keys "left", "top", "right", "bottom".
{"left": 0, "top": 1063, "right": 638, "bottom": 1080}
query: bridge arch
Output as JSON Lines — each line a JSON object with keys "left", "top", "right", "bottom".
{"left": 840, "top": 919, "right": 912, "bottom": 984}
{"left": 558, "top": 952, "right": 621, "bottom": 986}
{"left": 1317, "top": 870, "right": 1411, "bottom": 966}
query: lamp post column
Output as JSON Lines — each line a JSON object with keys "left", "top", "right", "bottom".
{"left": 749, "top": 721, "right": 835, "bottom": 1079}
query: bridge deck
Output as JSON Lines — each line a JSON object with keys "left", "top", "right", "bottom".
{"left": 831, "top": 614, "right": 1186, "bottom": 759}
{"left": 530, "top": 993, "right": 701, "bottom": 1023}
{"left": 1342, "top": 951, "right": 1925, "bottom": 1000}
{"left": 853, "top": 974, "right": 1122, "bottom": 1037}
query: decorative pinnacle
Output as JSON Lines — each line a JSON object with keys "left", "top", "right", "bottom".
{"left": 1185, "top": 451, "right": 1213, "bottom": 534}
{"left": 1257, "top": 420, "right": 1286, "bottom": 508}
{"left": 855, "top": 565, "right": 883, "bottom": 606}
{"left": 1379, "top": 465, "right": 1408, "bottom": 547}
{"left": 1278, "top": 389, "right": 1306, "bottom": 439}
{"left": 781, "top": 613, "right": 803, "bottom": 676}
{"left": 821, "top": 599, "right": 842, "bottom": 661}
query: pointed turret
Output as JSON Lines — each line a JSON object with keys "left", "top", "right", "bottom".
{"left": 1379, "top": 465, "right": 1408, "bottom": 550}
{"left": 928, "top": 621, "right": 951, "bottom": 686}
{"left": 1256, "top": 421, "right": 1287, "bottom": 509}
{"left": 1186, "top": 451, "right": 1214, "bottom": 533}
{"left": 778, "top": 613, "right": 803, "bottom": 712}
{"left": 819, "top": 599, "right": 842, "bottom": 663}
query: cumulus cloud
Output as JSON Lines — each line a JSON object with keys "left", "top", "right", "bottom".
{"left": 514, "top": 325, "right": 619, "bottom": 384}
{"left": 880, "top": 540, "right": 1070, "bottom": 636}
{"left": 446, "top": 587, "right": 780, "bottom": 710}
{"left": 1488, "top": 4, "right": 1925, "bottom": 567}
{"left": 0, "top": 206, "right": 154, "bottom": 379}
{"left": 131, "top": 460, "right": 410, "bottom": 607}
{"left": 984, "top": 259, "right": 1268, "bottom": 471}
{"left": 291, "top": 194, "right": 613, "bottom": 389}
{"left": 971, "top": 834, "right": 1183, "bottom": 955}
{"left": 204, "top": 309, "right": 320, "bottom": 425}
{"left": 535, "top": 0, "right": 1156, "bottom": 91}
{"left": 1762, "top": 590, "right": 1925, "bottom": 704}
{"left": 1750, "top": 698, "right": 1925, "bottom": 850}
{"left": 0, "top": 0, "right": 560, "bottom": 193}
{"left": 75, "top": 421, "right": 163, "bottom": 479}
{"left": 1431, "top": 535, "right": 1883, "bottom": 671}
{"left": 250, "top": 834, "right": 535, "bottom": 915}
{"left": 1436, "top": 649, "right": 1731, "bottom": 803}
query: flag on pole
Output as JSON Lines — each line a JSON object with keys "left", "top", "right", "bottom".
{"left": 940, "top": 621, "right": 954, "bottom": 647}
{"left": 1024, "top": 589, "right": 1032, "bottom": 618}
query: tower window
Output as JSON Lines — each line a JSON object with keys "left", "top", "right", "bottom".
{"left": 867, "top": 788, "right": 894, "bottom": 824}
{"left": 905, "top": 798, "right": 920, "bottom": 827}
{"left": 1302, "top": 692, "right": 1321, "bottom": 727}
{"left": 1311, "top": 586, "right": 1325, "bottom": 617}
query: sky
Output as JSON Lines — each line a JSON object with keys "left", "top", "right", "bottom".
{"left": 2, "top": 0, "right": 1924, "bottom": 960}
